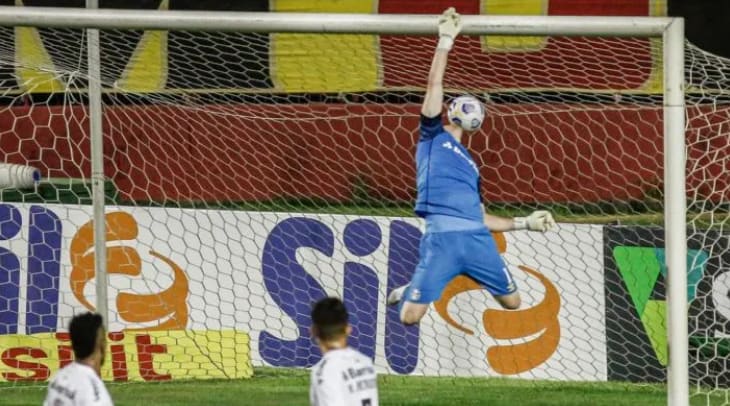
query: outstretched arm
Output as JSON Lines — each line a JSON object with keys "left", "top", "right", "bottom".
{"left": 483, "top": 213, "right": 516, "bottom": 232}
{"left": 421, "top": 8, "right": 462, "bottom": 118}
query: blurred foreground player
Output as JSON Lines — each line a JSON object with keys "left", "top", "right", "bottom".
{"left": 44, "top": 312, "right": 113, "bottom": 406}
{"left": 310, "top": 298, "right": 379, "bottom": 406}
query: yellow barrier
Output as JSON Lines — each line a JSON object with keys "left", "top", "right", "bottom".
{"left": 0, "top": 330, "right": 252, "bottom": 382}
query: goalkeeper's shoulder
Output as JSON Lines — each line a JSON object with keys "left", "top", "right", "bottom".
{"left": 418, "top": 113, "right": 446, "bottom": 141}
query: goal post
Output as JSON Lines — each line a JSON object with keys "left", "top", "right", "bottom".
{"left": 0, "top": 6, "right": 692, "bottom": 405}
{"left": 663, "top": 18, "right": 688, "bottom": 406}
{"left": 84, "top": 0, "right": 109, "bottom": 332}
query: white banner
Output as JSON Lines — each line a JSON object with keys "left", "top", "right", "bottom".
{"left": 0, "top": 203, "right": 606, "bottom": 380}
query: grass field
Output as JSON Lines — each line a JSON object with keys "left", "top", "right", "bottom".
{"left": 2, "top": 367, "right": 727, "bottom": 406}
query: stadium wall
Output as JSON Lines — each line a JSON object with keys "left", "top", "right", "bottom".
{"left": 1, "top": 103, "right": 727, "bottom": 204}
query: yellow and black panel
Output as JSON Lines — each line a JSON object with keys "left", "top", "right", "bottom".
{"left": 482, "top": 0, "right": 548, "bottom": 52}
{"left": 0, "top": 0, "right": 14, "bottom": 91}
{"left": 14, "top": 0, "right": 65, "bottom": 92}
{"left": 166, "top": 0, "right": 272, "bottom": 90}
{"left": 10, "top": 0, "right": 273, "bottom": 93}
{"left": 19, "top": 0, "right": 161, "bottom": 92}
{"left": 115, "top": 0, "right": 169, "bottom": 92}
{"left": 12, "top": 0, "right": 730, "bottom": 96}
{"left": 270, "top": 0, "right": 379, "bottom": 93}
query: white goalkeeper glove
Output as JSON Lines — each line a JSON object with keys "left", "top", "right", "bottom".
{"left": 437, "top": 7, "right": 462, "bottom": 51}
{"left": 513, "top": 210, "right": 556, "bottom": 232}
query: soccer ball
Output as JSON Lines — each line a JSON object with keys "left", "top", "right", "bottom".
{"left": 447, "top": 95, "right": 485, "bottom": 132}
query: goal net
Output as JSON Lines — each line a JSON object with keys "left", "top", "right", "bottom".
{"left": 0, "top": 7, "right": 726, "bottom": 405}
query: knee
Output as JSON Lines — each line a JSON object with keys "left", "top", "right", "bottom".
{"left": 499, "top": 295, "right": 521, "bottom": 310}
{"left": 502, "top": 300, "right": 521, "bottom": 310}
{"left": 400, "top": 309, "right": 424, "bottom": 325}
{"left": 400, "top": 312, "right": 421, "bottom": 326}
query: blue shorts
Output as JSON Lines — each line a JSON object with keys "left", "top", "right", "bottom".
{"left": 404, "top": 227, "right": 517, "bottom": 304}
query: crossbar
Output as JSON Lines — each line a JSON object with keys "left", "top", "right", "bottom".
{"left": 0, "top": 6, "right": 673, "bottom": 36}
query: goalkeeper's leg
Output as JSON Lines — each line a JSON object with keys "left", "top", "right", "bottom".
{"left": 387, "top": 231, "right": 460, "bottom": 325}
{"left": 389, "top": 277, "right": 521, "bottom": 313}
{"left": 388, "top": 228, "right": 522, "bottom": 313}
{"left": 463, "top": 228, "right": 521, "bottom": 310}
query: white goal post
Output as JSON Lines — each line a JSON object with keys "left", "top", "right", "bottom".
{"left": 0, "top": 7, "right": 687, "bottom": 406}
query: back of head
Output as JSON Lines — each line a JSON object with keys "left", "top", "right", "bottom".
{"left": 69, "top": 312, "right": 104, "bottom": 360}
{"left": 311, "top": 297, "right": 349, "bottom": 342}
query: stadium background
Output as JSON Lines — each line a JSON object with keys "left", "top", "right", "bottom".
{"left": 0, "top": 0, "right": 728, "bottom": 394}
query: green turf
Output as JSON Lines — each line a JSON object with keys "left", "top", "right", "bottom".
{"left": 2, "top": 367, "right": 728, "bottom": 406}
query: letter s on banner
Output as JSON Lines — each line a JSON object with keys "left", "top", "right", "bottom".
{"left": 259, "top": 217, "right": 421, "bottom": 372}
{"left": 259, "top": 218, "right": 335, "bottom": 367}
{"left": 259, "top": 217, "right": 381, "bottom": 367}
{"left": 0, "top": 204, "right": 61, "bottom": 335}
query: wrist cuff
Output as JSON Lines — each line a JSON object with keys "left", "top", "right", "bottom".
{"left": 437, "top": 36, "right": 454, "bottom": 50}
{"left": 513, "top": 217, "right": 527, "bottom": 230}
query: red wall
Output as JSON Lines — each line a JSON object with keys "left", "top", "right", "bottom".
{"left": 379, "top": 0, "right": 656, "bottom": 91}
{"left": 0, "top": 103, "right": 727, "bottom": 204}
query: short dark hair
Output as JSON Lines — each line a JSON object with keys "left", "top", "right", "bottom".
{"left": 69, "top": 312, "right": 104, "bottom": 359}
{"left": 311, "top": 297, "right": 349, "bottom": 341}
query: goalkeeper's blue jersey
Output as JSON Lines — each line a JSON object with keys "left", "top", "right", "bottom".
{"left": 414, "top": 114, "right": 484, "bottom": 222}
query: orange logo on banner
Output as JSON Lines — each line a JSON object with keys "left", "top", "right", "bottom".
{"left": 69, "top": 212, "right": 188, "bottom": 330}
{"left": 434, "top": 232, "right": 561, "bottom": 375}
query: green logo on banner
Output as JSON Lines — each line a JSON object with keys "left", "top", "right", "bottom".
{"left": 613, "top": 247, "right": 708, "bottom": 366}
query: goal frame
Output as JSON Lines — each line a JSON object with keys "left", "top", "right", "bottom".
{"left": 0, "top": 7, "right": 687, "bottom": 405}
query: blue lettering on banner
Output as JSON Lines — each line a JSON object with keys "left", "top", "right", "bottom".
{"left": 260, "top": 217, "right": 332, "bottom": 367}
{"left": 0, "top": 204, "right": 22, "bottom": 334}
{"left": 386, "top": 220, "right": 421, "bottom": 374}
{"left": 342, "top": 219, "right": 381, "bottom": 361}
{"left": 260, "top": 217, "right": 422, "bottom": 374}
{"left": 0, "top": 204, "right": 62, "bottom": 335}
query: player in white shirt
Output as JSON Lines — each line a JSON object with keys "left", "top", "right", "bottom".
{"left": 310, "top": 297, "right": 379, "bottom": 406}
{"left": 44, "top": 312, "right": 113, "bottom": 406}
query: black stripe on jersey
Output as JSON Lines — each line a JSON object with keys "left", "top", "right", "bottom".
{"left": 89, "top": 377, "right": 100, "bottom": 401}
{"left": 419, "top": 114, "right": 443, "bottom": 141}
{"left": 315, "top": 359, "right": 327, "bottom": 385}
{"left": 419, "top": 113, "right": 444, "bottom": 213}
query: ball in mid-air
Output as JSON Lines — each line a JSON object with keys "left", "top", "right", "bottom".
{"left": 447, "top": 95, "right": 485, "bottom": 131}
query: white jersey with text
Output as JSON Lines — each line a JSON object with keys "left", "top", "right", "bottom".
{"left": 310, "top": 347, "right": 379, "bottom": 406}
{"left": 43, "top": 362, "right": 113, "bottom": 406}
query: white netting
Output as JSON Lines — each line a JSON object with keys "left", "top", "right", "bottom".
{"left": 0, "top": 12, "right": 726, "bottom": 405}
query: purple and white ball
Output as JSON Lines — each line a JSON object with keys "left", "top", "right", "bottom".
{"left": 447, "top": 95, "right": 485, "bottom": 132}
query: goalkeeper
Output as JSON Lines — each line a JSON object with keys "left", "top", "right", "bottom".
{"left": 387, "top": 8, "right": 556, "bottom": 325}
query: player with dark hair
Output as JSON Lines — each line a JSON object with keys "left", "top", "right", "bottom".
{"left": 387, "top": 8, "right": 556, "bottom": 325}
{"left": 44, "top": 312, "right": 113, "bottom": 406}
{"left": 310, "top": 297, "right": 378, "bottom": 406}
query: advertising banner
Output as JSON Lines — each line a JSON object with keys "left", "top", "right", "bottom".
{"left": 604, "top": 226, "right": 730, "bottom": 384}
{"left": 0, "top": 203, "right": 253, "bottom": 382}
{"left": 0, "top": 331, "right": 250, "bottom": 382}
{"left": 0, "top": 203, "right": 607, "bottom": 380}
